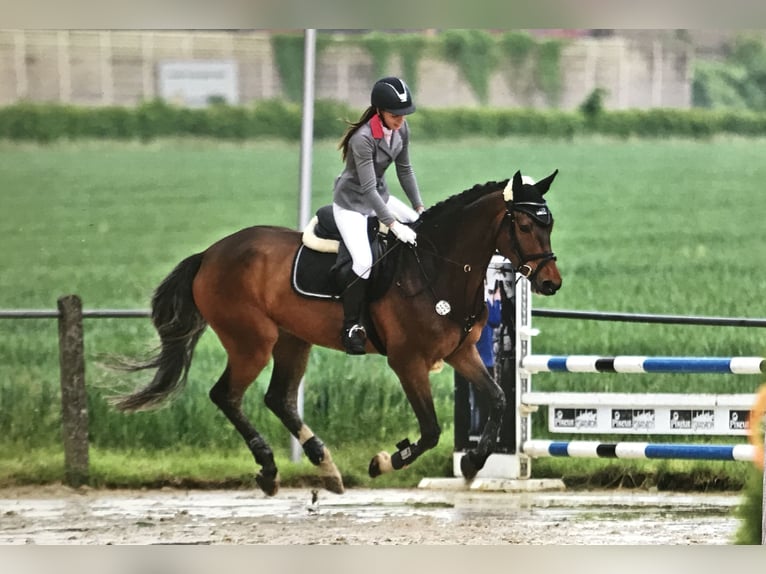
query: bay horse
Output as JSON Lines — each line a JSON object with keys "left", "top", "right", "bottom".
{"left": 114, "top": 169, "right": 562, "bottom": 496}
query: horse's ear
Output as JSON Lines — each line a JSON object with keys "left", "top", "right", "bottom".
{"left": 536, "top": 169, "right": 559, "bottom": 195}
{"left": 505, "top": 170, "right": 522, "bottom": 201}
{"left": 512, "top": 170, "right": 523, "bottom": 192}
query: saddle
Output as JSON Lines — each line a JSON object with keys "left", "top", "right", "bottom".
{"left": 292, "top": 205, "right": 392, "bottom": 301}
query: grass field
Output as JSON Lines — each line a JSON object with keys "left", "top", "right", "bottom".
{"left": 1, "top": 136, "right": 766, "bottom": 491}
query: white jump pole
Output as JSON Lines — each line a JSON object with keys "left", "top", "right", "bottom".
{"left": 515, "top": 271, "right": 535, "bottom": 478}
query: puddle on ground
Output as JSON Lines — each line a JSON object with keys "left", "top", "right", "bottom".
{"left": 0, "top": 487, "right": 744, "bottom": 545}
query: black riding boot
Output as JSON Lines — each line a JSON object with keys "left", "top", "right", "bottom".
{"left": 341, "top": 275, "right": 368, "bottom": 355}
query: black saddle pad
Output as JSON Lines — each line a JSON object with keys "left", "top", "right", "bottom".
{"left": 291, "top": 245, "right": 344, "bottom": 300}
{"left": 291, "top": 238, "right": 391, "bottom": 300}
{"left": 292, "top": 206, "right": 390, "bottom": 300}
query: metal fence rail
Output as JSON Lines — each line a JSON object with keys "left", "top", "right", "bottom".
{"left": 533, "top": 308, "right": 766, "bottom": 327}
{"left": 4, "top": 307, "right": 766, "bottom": 326}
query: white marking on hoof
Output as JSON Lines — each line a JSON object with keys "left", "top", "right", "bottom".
{"left": 375, "top": 451, "right": 394, "bottom": 474}
{"left": 318, "top": 446, "right": 339, "bottom": 476}
{"left": 318, "top": 446, "right": 344, "bottom": 494}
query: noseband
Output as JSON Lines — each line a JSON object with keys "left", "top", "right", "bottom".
{"left": 505, "top": 201, "right": 556, "bottom": 282}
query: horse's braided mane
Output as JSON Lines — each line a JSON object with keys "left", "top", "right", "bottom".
{"left": 419, "top": 179, "right": 509, "bottom": 223}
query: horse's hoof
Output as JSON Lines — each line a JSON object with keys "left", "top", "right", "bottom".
{"left": 460, "top": 453, "right": 479, "bottom": 480}
{"left": 255, "top": 470, "right": 280, "bottom": 496}
{"left": 368, "top": 451, "right": 393, "bottom": 478}
{"left": 318, "top": 446, "right": 344, "bottom": 493}
{"left": 321, "top": 474, "right": 345, "bottom": 494}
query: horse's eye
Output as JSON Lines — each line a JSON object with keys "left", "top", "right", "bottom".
{"left": 518, "top": 224, "right": 532, "bottom": 233}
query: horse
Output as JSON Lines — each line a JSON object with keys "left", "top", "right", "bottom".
{"left": 114, "top": 169, "right": 562, "bottom": 496}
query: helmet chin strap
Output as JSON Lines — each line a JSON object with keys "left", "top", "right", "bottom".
{"left": 376, "top": 110, "right": 391, "bottom": 129}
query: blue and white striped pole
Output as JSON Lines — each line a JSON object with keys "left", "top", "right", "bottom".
{"left": 521, "top": 355, "right": 765, "bottom": 375}
{"left": 523, "top": 439, "right": 756, "bottom": 462}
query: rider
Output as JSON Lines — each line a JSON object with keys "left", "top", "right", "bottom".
{"left": 333, "top": 76, "right": 425, "bottom": 355}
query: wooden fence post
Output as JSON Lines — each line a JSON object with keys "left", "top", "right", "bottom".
{"left": 57, "top": 295, "right": 89, "bottom": 486}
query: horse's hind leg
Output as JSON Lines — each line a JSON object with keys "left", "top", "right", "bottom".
{"left": 265, "top": 330, "right": 344, "bottom": 494}
{"left": 209, "top": 346, "right": 280, "bottom": 496}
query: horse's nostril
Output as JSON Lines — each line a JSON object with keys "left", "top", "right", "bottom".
{"left": 542, "top": 280, "right": 560, "bottom": 294}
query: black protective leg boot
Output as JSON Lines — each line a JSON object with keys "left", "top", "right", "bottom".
{"left": 341, "top": 276, "right": 368, "bottom": 355}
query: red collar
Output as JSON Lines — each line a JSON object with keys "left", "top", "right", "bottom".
{"left": 370, "top": 114, "right": 385, "bottom": 139}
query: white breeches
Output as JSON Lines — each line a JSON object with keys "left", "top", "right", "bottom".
{"left": 333, "top": 197, "right": 418, "bottom": 279}
{"left": 386, "top": 195, "right": 420, "bottom": 223}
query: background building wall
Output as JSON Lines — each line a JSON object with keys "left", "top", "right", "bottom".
{"left": 0, "top": 30, "right": 696, "bottom": 110}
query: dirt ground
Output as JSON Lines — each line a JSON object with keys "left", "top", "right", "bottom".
{"left": 0, "top": 484, "right": 744, "bottom": 545}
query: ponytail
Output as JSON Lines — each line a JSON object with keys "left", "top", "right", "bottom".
{"left": 338, "top": 106, "right": 377, "bottom": 161}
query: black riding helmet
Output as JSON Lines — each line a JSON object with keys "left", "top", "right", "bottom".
{"left": 370, "top": 77, "right": 416, "bottom": 115}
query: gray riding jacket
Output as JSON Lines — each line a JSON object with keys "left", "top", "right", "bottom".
{"left": 332, "top": 117, "right": 423, "bottom": 227}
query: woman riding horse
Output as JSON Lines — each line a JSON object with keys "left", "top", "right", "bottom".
{"left": 334, "top": 77, "right": 425, "bottom": 354}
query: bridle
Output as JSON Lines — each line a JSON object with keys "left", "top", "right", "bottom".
{"left": 389, "top": 195, "right": 556, "bottom": 290}
{"left": 504, "top": 201, "right": 557, "bottom": 283}
{"left": 388, "top": 187, "right": 557, "bottom": 350}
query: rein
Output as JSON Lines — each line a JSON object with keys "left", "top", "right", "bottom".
{"left": 367, "top": 186, "right": 556, "bottom": 352}
{"left": 345, "top": 237, "right": 401, "bottom": 289}
{"left": 404, "top": 194, "right": 556, "bottom": 330}
{"left": 408, "top": 197, "right": 557, "bottom": 282}
{"left": 408, "top": 242, "right": 477, "bottom": 315}
{"left": 410, "top": 241, "right": 486, "bottom": 341}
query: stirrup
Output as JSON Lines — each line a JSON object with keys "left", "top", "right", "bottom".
{"left": 342, "top": 324, "right": 367, "bottom": 355}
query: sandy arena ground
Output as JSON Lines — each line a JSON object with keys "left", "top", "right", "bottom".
{"left": 0, "top": 484, "right": 744, "bottom": 545}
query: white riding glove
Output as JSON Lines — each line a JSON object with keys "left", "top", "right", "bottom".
{"left": 389, "top": 221, "right": 417, "bottom": 245}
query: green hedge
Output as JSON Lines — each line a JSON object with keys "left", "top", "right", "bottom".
{"left": 4, "top": 99, "right": 766, "bottom": 143}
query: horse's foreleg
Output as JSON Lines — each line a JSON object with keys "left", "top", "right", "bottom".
{"left": 210, "top": 359, "right": 279, "bottom": 496}
{"left": 369, "top": 358, "right": 441, "bottom": 477}
{"left": 458, "top": 380, "right": 505, "bottom": 479}
{"left": 265, "top": 330, "right": 344, "bottom": 494}
{"left": 447, "top": 349, "right": 506, "bottom": 480}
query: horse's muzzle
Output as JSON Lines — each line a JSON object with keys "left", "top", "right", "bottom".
{"left": 535, "top": 278, "right": 561, "bottom": 296}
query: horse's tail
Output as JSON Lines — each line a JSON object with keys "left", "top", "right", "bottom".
{"left": 113, "top": 252, "right": 207, "bottom": 412}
